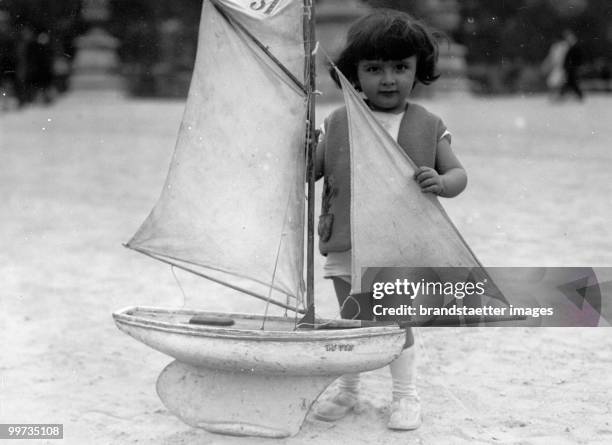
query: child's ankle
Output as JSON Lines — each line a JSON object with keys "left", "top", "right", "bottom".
{"left": 392, "top": 390, "right": 419, "bottom": 402}
{"left": 337, "top": 374, "right": 360, "bottom": 395}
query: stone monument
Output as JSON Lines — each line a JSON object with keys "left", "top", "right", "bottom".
{"left": 71, "top": 0, "right": 122, "bottom": 91}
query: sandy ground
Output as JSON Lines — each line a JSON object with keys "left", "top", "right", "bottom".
{"left": 1, "top": 90, "right": 612, "bottom": 444}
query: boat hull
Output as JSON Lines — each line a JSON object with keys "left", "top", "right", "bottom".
{"left": 113, "top": 306, "right": 406, "bottom": 437}
{"left": 113, "top": 306, "right": 407, "bottom": 375}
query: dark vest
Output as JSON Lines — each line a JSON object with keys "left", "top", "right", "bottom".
{"left": 317, "top": 103, "right": 446, "bottom": 254}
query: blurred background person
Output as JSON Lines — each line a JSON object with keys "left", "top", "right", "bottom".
{"left": 541, "top": 32, "right": 570, "bottom": 100}
{"left": 30, "top": 27, "right": 55, "bottom": 104}
{"left": 15, "top": 23, "right": 54, "bottom": 106}
{"left": 559, "top": 29, "right": 584, "bottom": 101}
{"left": 14, "top": 23, "right": 37, "bottom": 106}
{"left": 0, "top": 10, "right": 17, "bottom": 110}
{"left": 53, "top": 16, "right": 81, "bottom": 94}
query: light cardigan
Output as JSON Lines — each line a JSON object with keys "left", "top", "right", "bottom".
{"left": 315, "top": 102, "right": 448, "bottom": 255}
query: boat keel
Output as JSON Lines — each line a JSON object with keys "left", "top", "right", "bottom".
{"left": 156, "top": 360, "right": 336, "bottom": 438}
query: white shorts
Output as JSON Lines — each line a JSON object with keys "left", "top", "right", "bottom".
{"left": 323, "top": 250, "right": 351, "bottom": 284}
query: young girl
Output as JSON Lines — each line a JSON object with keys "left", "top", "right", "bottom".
{"left": 313, "top": 9, "right": 467, "bottom": 430}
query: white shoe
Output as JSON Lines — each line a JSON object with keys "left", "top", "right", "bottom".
{"left": 387, "top": 397, "right": 421, "bottom": 430}
{"left": 313, "top": 391, "right": 358, "bottom": 421}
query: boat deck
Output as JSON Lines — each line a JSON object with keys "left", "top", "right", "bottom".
{"left": 123, "top": 307, "right": 306, "bottom": 332}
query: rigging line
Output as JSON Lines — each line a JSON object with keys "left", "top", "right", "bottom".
{"left": 293, "top": 295, "right": 300, "bottom": 328}
{"left": 212, "top": 1, "right": 307, "bottom": 95}
{"left": 126, "top": 244, "right": 306, "bottom": 314}
{"left": 126, "top": 243, "right": 296, "bottom": 301}
{"left": 261, "top": 191, "right": 297, "bottom": 330}
{"left": 296, "top": 295, "right": 361, "bottom": 329}
{"left": 318, "top": 44, "right": 340, "bottom": 73}
{"left": 344, "top": 294, "right": 362, "bottom": 321}
{"left": 171, "top": 265, "right": 188, "bottom": 309}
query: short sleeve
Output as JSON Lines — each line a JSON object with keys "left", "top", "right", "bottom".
{"left": 437, "top": 118, "right": 452, "bottom": 144}
{"left": 440, "top": 129, "right": 452, "bottom": 144}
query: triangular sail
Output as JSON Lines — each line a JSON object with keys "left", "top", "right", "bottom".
{"left": 336, "top": 71, "right": 489, "bottom": 294}
{"left": 128, "top": 0, "right": 307, "bottom": 307}
{"left": 217, "top": 0, "right": 294, "bottom": 20}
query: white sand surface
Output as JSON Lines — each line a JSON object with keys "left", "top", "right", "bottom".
{"left": 1, "top": 91, "right": 612, "bottom": 444}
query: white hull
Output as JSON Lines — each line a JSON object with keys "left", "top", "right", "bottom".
{"left": 157, "top": 361, "right": 336, "bottom": 438}
{"left": 113, "top": 306, "right": 406, "bottom": 437}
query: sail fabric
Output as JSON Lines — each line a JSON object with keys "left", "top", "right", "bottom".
{"left": 128, "top": 0, "right": 307, "bottom": 303}
{"left": 217, "top": 0, "right": 294, "bottom": 19}
{"left": 216, "top": 0, "right": 306, "bottom": 83}
{"left": 335, "top": 72, "right": 487, "bottom": 294}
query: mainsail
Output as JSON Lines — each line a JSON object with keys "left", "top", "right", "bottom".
{"left": 127, "top": 0, "right": 308, "bottom": 308}
{"left": 336, "top": 71, "right": 491, "bottom": 294}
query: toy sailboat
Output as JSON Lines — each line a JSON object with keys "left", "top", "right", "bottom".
{"left": 113, "top": 0, "right": 499, "bottom": 438}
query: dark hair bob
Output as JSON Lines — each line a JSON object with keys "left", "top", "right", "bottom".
{"left": 331, "top": 9, "right": 441, "bottom": 89}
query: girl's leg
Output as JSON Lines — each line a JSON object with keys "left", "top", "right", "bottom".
{"left": 333, "top": 277, "right": 375, "bottom": 394}
{"left": 333, "top": 278, "right": 360, "bottom": 393}
{"left": 313, "top": 277, "right": 364, "bottom": 421}
{"left": 389, "top": 344, "right": 418, "bottom": 401}
{"left": 387, "top": 339, "right": 421, "bottom": 430}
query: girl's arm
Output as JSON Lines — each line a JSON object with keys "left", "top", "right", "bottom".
{"left": 414, "top": 138, "right": 467, "bottom": 198}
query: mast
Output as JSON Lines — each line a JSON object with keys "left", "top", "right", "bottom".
{"left": 303, "top": 0, "right": 317, "bottom": 326}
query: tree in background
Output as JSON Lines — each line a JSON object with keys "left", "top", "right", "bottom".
{"left": 0, "top": 0, "right": 84, "bottom": 101}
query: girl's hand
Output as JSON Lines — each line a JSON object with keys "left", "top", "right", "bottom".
{"left": 414, "top": 166, "right": 445, "bottom": 195}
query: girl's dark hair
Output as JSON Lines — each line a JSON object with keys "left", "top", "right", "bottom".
{"left": 331, "top": 9, "right": 441, "bottom": 89}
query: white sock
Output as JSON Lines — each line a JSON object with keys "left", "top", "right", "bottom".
{"left": 389, "top": 346, "right": 418, "bottom": 401}
{"left": 337, "top": 373, "right": 360, "bottom": 394}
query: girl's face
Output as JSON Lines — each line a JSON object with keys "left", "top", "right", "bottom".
{"left": 356, "top": 56, "right": 417, "bottom": 113}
